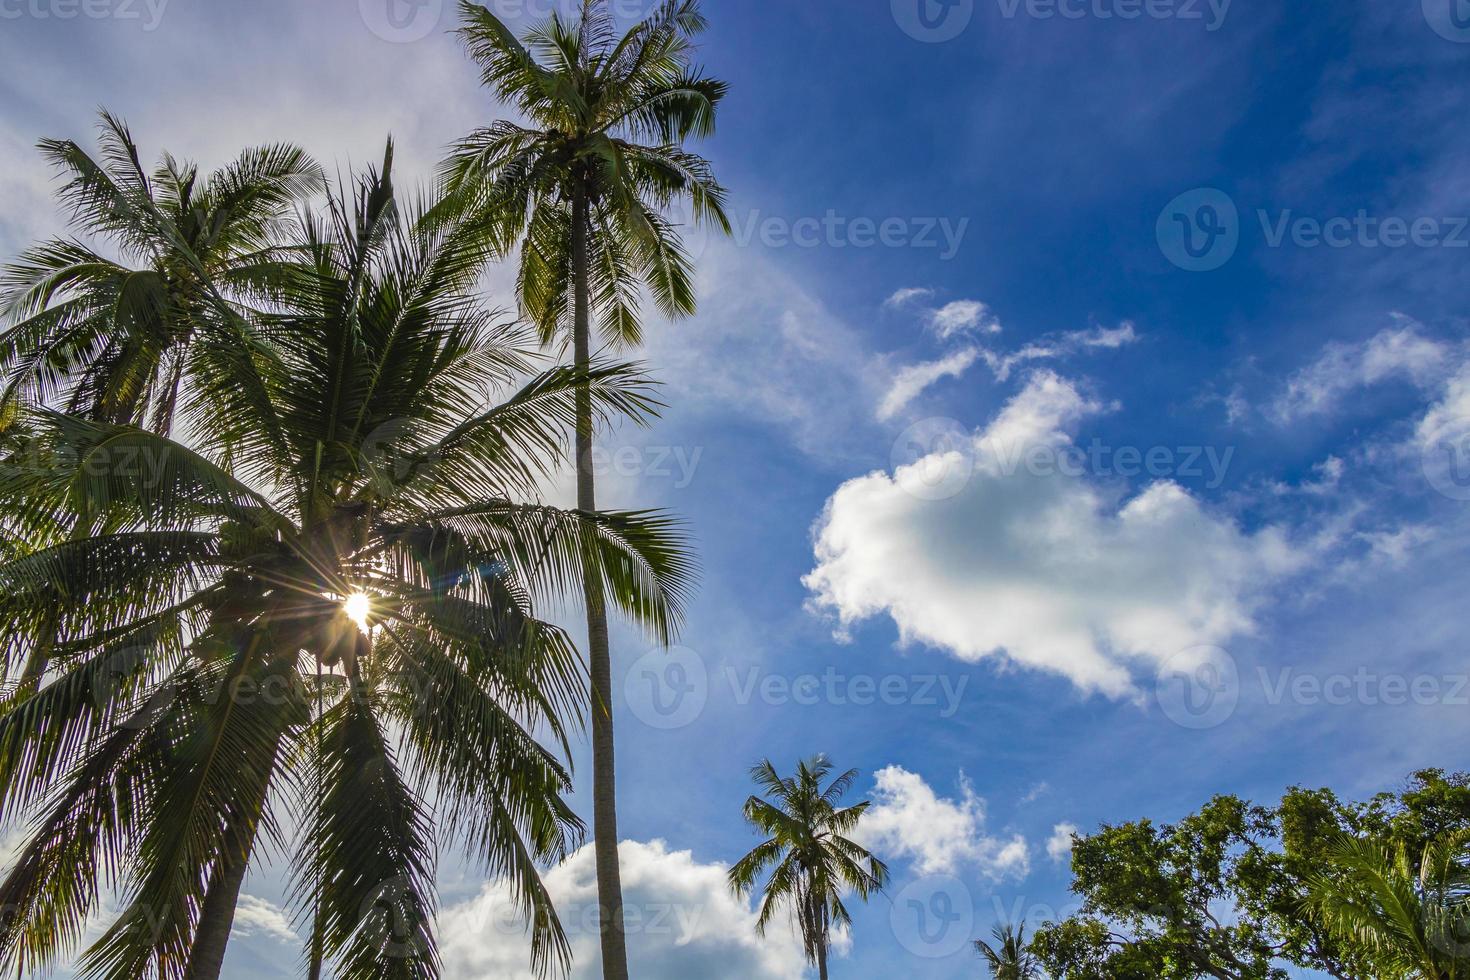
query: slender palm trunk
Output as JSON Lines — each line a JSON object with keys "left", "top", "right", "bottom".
{"left": 183, "top": 811, "right": 259, "bottom": 980}
{"left": 573, "top": 191, "right": 630, "bottom": 980}
{"left": 812, "top": 895, "right": 829, "bottom": 980}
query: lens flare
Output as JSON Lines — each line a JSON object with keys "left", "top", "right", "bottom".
{"left": 343, "top": 592, "right": 372, "bottom": 632}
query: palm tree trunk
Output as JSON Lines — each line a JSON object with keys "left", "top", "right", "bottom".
{"left": 183, "top": 810, "right": 260, "bottom": 980}
{"left": 813, "top": 896, "right": 829, "bottom": 980}
{"left": 573, "top": 190, "right": 630, "bottom": 980}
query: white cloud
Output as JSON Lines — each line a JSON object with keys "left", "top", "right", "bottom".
{"left": 437, "top": 840, "right": 807, "bottom": 980}
{"left": 929, "top": 300, "right": 1002, "bottom": 339}
{"left": 1275, "top": 323, "right": 1450, "bottom": 421}
{"left": 857, "top": 767, "right": 1029, "bottom": 879}
{"left": 979, "top": 322, "right": 1139, "bottom": 382}
{"left": 805, "top": 371, "right": 1305, "bottom": 696}
{"left": 884, "top": 287, "right": 935, "bottom": 309}
{"left": 231, "top": 895, "right": 298, "bottom": 945}
{"left": 1046, "top": 824, "right": 1079, "bottom": 865}
{"left": 876, "top": 348, "right": 981, "bottom": 421}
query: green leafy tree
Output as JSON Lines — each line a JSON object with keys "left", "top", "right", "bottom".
{"left": 728, "top": 757, "right": 889, "bottom": 980}
{"left": 1031, "top": 771, "right": 1470, "bottom": 980}
{"left": 443, "top": 2, "right": 729, "bottom": 975}
{"left": 0, "top": 147, "right": 691, "bottom": 980}
{"left": 0, "top": 111, "right": 321, "bottom": 431}
{"left": 975, "top": 922, "right": 1044, "bottom": 979}
{"left": 1304, "top": 831, "right": 1470, "bottom": 980}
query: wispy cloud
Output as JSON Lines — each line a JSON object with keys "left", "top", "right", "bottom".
{"left": 930, "top": 300, "right": 1002, "bottom": 339}
{"left": 876, "top": 348, "right": 981, "bottom": 421}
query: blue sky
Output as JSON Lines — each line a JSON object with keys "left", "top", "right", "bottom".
{"left": 2, "top": 0, "right": 1469, "bottom": 976}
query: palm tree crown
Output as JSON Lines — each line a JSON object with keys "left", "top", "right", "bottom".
{"left": 445, "top": 0, "right": 730, "bottom": 347}
{"left": 0, "top": 111, "right": 321, "bottom": 432}
{"left": 728, "top": 757, "right": 889, "bottom": 980}
{"left": 975, "top": 922, "right": 1044, "bottom": 980}
{"left": 1305, "top": 830, "right": 1470, "bottom": 980}
{"left": 0, "top": 147, "right": 692, "bottom": 980}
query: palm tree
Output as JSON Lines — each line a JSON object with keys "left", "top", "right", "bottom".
{"left": 0, "top": 147, "right": 692, "bottom": 980}
{"left": 1304, "top": 830, "right": 1470, "bottom": 980}
{"left": 974, "top": 922, "right": 1043, "bottom": 979}
{"left": 0, "top": 111, "right": 322, "bottom": 433}
{"left": 443, "top": 3, "right": 729, "bottom": 975}
{"left": 728, "top": 757, "right": 889, "bottom": 980}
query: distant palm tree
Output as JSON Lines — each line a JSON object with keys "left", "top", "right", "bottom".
{"left": 1305, "top": 830, "right": 1470, "bottom": 980}
{"left": 444, "top": 3, "right": 729, "bottom": 975}
{"left": 728, "top": 757, "right": 889, "bottom": 980}
{"left": 0, "top": 147, "right": 691, "bottom": 980}
{"left": 974, "top": 922, "right": 1043, "bottom": 979}
{"left": 0, "top": 111, "right": 321, "bottom": 432}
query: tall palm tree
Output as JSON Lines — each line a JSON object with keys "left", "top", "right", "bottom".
{"left": 728, "top": 757, "right": 889, "bottom": 980}
{"left": 1305, "top": 831, "right": 1470, "bottom": 980}
{"left": 0, "top": 111, "right": 322, "bottom": 432}
{"left": 0, "top": 147, "right": 692, "bottom": 980}
{"left": 974, "top": 922, "right": 1043, "bottom": 979}
{"left": 444, "top": 3, "right": 728, "bottom": 975}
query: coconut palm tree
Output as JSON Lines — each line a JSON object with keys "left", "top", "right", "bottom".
{"left": 728, "top": 757, "right": 889, "bottom": 980}
{"left": 974, "top": 922, "right": 1043, "bottom": 979}
{"left": 0, "top": 111, "right": 322, "bottom": 432}
{"left": 443, "top": 3, "right": 728, "bottom": 975}
{"left": 1304, "top": 830, "right": 1470, "bottom": 980}
{"left": 0, "top": 147, "right": 692, "bottom": 980}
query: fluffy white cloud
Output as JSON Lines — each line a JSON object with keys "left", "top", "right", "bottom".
{"left": 436, "top": 840, "right": 807, "bottom": 980}
{"left": 1046, "top": 824, "right": 1079, "bottom": 865}
{"left": 877, "top": 348, "right": 981, "bottom": 421}
{"left": 231, "top": 895, "right": 298, "bottom": 945}
{"left": 857, "top": 767, "right": 1029, "bottom": 879}
{"left": 1274, "top": 323, "right": 1450, "bottom": 421}
{"left": 805, "top": 371, "right": 1304, "bottom": 696}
